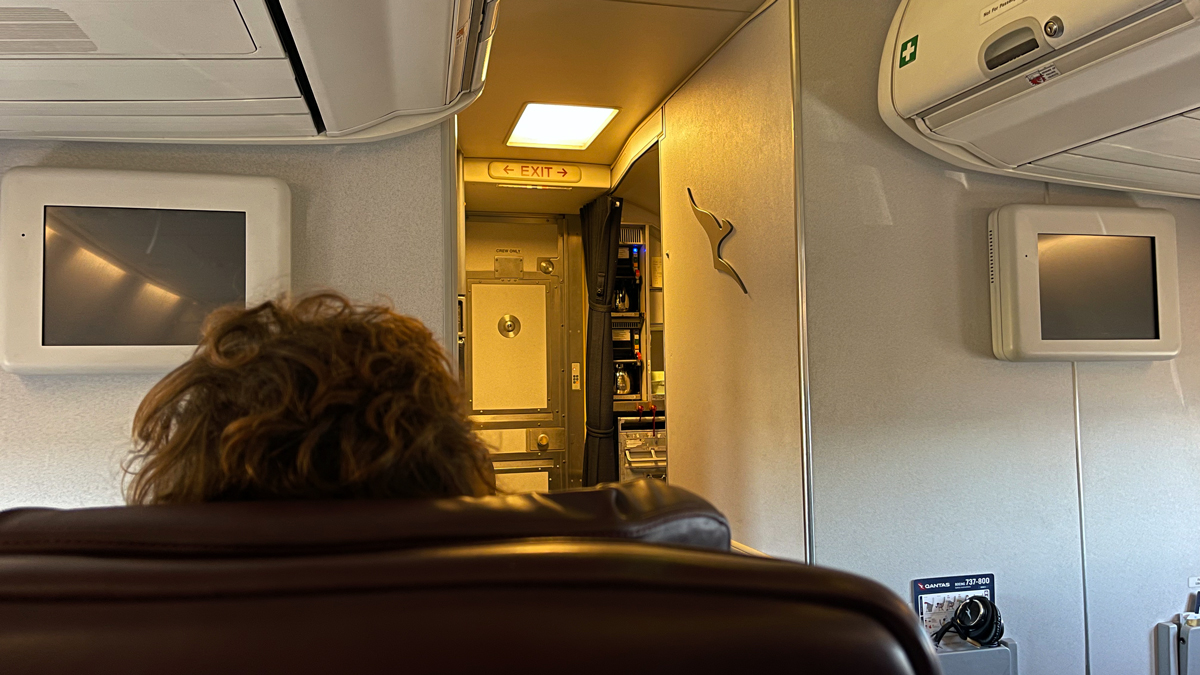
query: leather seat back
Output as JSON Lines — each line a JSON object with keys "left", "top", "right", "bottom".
{"left": 0, "top": 477, "right": 730, "bottom": 557}
{"left": 0, "top": 479, "right": 938, "bottom": 675}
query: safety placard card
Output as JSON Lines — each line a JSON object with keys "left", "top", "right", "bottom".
{"left": 911, "top": 574, "right": 995, "bottom": 639}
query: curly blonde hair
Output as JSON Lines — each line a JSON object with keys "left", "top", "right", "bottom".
{"left": 125, "top": 292, "right": 494, "bottom": 504}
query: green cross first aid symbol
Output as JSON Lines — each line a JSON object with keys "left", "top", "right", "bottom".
{"left": 899, "top": 35, "right": 918, "bottom": 68}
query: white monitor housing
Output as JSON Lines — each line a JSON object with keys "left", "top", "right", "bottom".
{"left": 990, "top": 204, "right": 1180, "bottom": 362}
{"left": 0, "top": 167, "right": 290, "bottom": 374}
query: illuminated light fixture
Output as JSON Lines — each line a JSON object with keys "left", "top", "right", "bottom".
{"left": 506, "top": 103, "right": 619, "bottom": 150}
{"left": 497, "top": 184, "right": 573, "bottom": 190}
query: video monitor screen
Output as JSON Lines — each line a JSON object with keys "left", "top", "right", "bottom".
{"left": 43, "top": 206, "right": 246, "bottom": 346}
{"left": 1037, "top": 234, "right": 1158, "bottom": 341}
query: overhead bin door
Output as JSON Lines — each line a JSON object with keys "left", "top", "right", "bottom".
{"left": 922, "top": 10, "right": 1200, "bottom": 168}
{"left": 1020, "top": 109, "right": 1200, "bottom": 198}
{"left": 0, "top": 111, "right": 316, "bottom": 138}
{"left": 1069, "top": 111, "right": 1200, "bottom": 174}
{"left": 0, "top": 60, "right": 302, "bottom": 101}
{"left": 278, "top": 0, "right": 466, "bottom": 135}
{"left": 892, "top": 0, "right": 1162, "bottom": 118}
{"left": 0, "top": 1, "right": 257, "bottom": 56}
{"left": 0, "top": 1, "right": 316, "bottom": 138}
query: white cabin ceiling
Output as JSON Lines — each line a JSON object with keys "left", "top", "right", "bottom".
{"left": 457, "top": 0, "right": 756, "bottom": 167}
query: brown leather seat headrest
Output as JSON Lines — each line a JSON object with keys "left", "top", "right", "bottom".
{"left": 0, "top": 478, "right": 729, "bottom": 559}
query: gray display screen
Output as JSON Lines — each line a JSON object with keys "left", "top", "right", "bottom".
{"left": 1037, "top": 234, "right": 1158, "bottom": 341}
{"left": 43, "top": 206, "right": 246, "bottom": 346}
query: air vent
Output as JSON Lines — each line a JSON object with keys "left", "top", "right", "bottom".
{"left": 619, "top": 226, "right": 644, "bottom": 245}
{"left": 0, "top": 23, "right": 86, "bottom": 39}
{"left": 612, "top": 317, "right": 643, "bottom": 330}
{"left": 0, "top": 7, "right": 71, "bottom": 21}
{"left": 988, "top": 227, "right": 996, "bottom": 285}
{"left": 0, "top": 7, "right": 96, "bottom": 54}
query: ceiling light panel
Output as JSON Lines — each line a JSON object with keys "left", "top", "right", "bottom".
{"left": 507, "top": 103, "right": 619, "bottom": 150}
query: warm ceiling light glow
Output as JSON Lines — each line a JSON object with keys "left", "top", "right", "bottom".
{"left": 507, "top": 103, "right": 619, "bottom": 150}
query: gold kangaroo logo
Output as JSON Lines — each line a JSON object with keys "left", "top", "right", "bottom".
{"left": 687, "top": 188, "right": 748, "bottom": 294}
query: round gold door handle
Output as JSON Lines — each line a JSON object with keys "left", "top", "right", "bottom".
{"left": 498, "top": 314, "right": 521, "bottom": 338}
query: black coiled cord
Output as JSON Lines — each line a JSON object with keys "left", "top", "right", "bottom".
{"left": 931, "top": 595, "right": 1004, "bottom": 648}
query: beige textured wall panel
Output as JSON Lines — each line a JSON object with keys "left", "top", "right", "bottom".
{"left": 660, "top": 0, "right": 804, "bottom": 559}
{"left": 0, "top": 127, "right": 449, "bottom": 509}
{"left": 463, "top": 182, "right": 607, "bottom": 216}
{"left": 464, "top": 220, "right": 559, "bottom": 273}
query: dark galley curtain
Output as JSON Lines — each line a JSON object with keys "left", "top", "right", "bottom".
{"left": 581, "top": 195, "right": 623, "bottom": 486}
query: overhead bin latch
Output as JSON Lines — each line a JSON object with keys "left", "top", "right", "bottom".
{"left": 977, "top": 17, "right": 1052, "bottom": 76}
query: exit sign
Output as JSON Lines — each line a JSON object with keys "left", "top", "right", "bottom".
{"left": 488, "top": 161, "right": 582, "bottom": 183}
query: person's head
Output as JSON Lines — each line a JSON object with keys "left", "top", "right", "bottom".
{"left": 125, "top": 292, "right": 494, "bottom": 504}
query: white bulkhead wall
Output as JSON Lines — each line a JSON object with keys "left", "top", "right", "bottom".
{"left": 0, "top": 125, "right": 455, "bottom": 509}
{"left": 660, "top": 0, "right": 806, "bottom": 561}
{"left": 1057, "top": 186, "right": 1200, "bottom": 675}
{"left": 800, "top": 0, "right": 1200, "bottom": 673}
{"left": 1, "top": 3, "right": 1198, "bottom": 674}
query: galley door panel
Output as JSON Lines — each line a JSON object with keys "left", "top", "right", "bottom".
{"left": 469, "top": 282, "right": 549, "bottom": 412}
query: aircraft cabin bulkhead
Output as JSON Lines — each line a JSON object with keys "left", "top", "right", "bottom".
{"left": 1, "top": 1, "right": 1200, "bottom": 674}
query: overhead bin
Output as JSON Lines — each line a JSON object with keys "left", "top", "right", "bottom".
{"left": 890, "top": 0, "right": 1163, "bottom": 117}
{"left": 280, "top": 0, "right": 499, "bottom": 136}
{"left": 1070, "top": 112, "right": 1200, "bottom": 173}
{"left": 0, "top": 1, "right": 259, "bottom": 55}
{"left": 0, "top": 0, "right": 500, "bottom": 143}
{"left": 879, "top": 0, "right": 1200, "bottom": 198}
{"left": 0, "top": 60, "right": 303, "bottom": 101}
{"left": 0, "top": 113, "right": 320, "bottom": 139}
